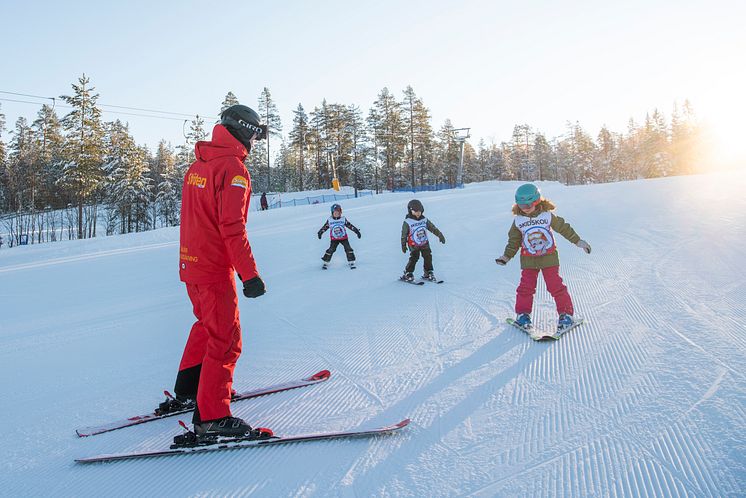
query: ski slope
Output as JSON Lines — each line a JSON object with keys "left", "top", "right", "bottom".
{"left": 1, "top": 171, "right": 744, "bottom": 497}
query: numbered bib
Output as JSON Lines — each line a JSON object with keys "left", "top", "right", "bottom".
{"left": 515, "top": 211, "right": 556, "bottom": 256}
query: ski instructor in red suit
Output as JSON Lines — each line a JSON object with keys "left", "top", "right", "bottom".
{"left": 157, "top": 105, "right": 267, "bottom": 440}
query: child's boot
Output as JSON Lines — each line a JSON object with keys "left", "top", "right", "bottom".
{"left": 557, "top": 313, "right": 574, "bottom": 331}
{"left": 515, "top": 313, "right": 532, "bottom": 329}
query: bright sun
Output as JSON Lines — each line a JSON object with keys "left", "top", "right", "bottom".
{"left": 697, "top": 88, "right": 746, "bottom": 171}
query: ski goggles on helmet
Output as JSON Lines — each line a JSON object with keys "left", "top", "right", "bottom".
{"left": 517, "top": 199, "right": 541, "bottom": 210}
{"left": 237, "top": 119, "right": 268, "bottom": 141}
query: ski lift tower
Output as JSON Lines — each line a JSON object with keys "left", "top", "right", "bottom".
{"left": 453, "top": 127, "right": 471, "bottom": 186}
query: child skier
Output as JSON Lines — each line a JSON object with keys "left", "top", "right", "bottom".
{"left": 401, "top": 199, "right": 446, "bottom": 282}
{"left": 495, "top": 184, "right": 591, "bottom": 332}
{"left": 317, "top": 203, "right": 361, "bottom": 269}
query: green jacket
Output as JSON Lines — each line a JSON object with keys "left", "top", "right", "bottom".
{"left": 503, "top": 210, "right": 580, "bottom": 269}
{"left": 401, "top": 216, "right": 444, "bottom": 251}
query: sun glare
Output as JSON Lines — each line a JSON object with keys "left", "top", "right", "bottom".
{"left": 701, "top": 114, "right": 746, "bottom": 171}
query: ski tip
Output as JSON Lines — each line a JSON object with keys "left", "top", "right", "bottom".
{"left": 309, "top": 369, "right": 332, "bottom": 381}
{"left": 75, "top": 430, "right": 89, "bottom": 438}
{"left": 387, "top": 418, "right": 411, "bottom": 430}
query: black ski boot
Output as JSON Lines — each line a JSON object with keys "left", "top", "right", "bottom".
{"left": 171, "top": 416, "right": 274, "bottom": 448}
{"left": 156, "top": 393, "right": 196, "bottom": 416}
{"left": 194, "top": 416, "right": 255, "bottom": 439}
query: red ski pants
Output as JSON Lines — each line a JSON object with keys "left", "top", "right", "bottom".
{"left": 179, "top": 278, "right": 242, "bottom": 421}
{"left": 515, "top": 266, "right": 574, "bottom": 315}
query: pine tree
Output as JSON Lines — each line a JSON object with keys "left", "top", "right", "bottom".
{"left": 104, "top": 120, "right": 152, "bottom": 233}
{"left": 309, "top": 103, "right": 330, "bottom": 189}
{"left": 434, "top": 120, "right": 459, "bottom": 185}
{"left": 59, "top": 74, "right": 106, "bottom": 239}
{"left": 671, "top": 100, "right": 701, "bottom": 175}
{"left": 220, "top": 91, "right": 240, "bottom": 112}
{"left": 401, "top": 86, "right": 434, "bottom": 189}
{"left": 509, "top": 124, "right": 534, "bottom": 180}
{"left": 345, "top": 105, "right": 367, "bottom": 191}
{"left": 8, "top": 117, "right": 36, "bottom": 212}
{"left": 289, "top": 104, "right": 309, "bottom": 191}
{"left": 370, "top": 88, "right": 406, "bottom": 189}
{"left": 32, "top": 104, "right": 65, "bottom": 208}
{"left": 564, "top": 121, "right": 596, "bottom": 184}
{"left": 276, "top": 141, "right": 291, "bottom": 192}
{"left": 0, "top": 104, "right": 6, "bottom": 212}
{"left": 533, "top": 133, "right": 552, "bottom": 182}
{"left": 155, "top": 141, "right": 183, "bottom": 227}
{"left": 176, "top": 115, "right": 207, "bottom": 168}
{"left": 595, "top": 126, "right": 617, "bottom": 182}
{"left": 258, "top": 87, "right": 282, "bottom": 191}
{"left": 149, "top": 140, "right": 174, "bottom": 227}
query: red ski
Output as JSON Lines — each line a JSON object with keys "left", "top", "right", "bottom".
{"left": 75, "top": 370, "right": 331, "bottom": 437}
{"left": 75, "top": 418, "right": 410, "bottom": 463}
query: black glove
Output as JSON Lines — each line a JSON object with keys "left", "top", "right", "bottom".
{"left": 495, "top": 255, "right": 509, "bottom": 266}
{"left": 355, "top": 230, "right": 361, "bottom": 239}
{"left": 317, "top": 231, "right": 323, "bottom": 239}
{"left": 402, "top": 246, "right": 407, "bottom": 254}
{"left": 242, "top": 276, "right": 266, "bottom": 298}
{"left": 439, "top": 235, "right": 446, "bottom": 244}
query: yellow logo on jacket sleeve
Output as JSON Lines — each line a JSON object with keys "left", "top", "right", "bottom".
{"left": 231, "top": 175, "right": 249, "bottom": 189}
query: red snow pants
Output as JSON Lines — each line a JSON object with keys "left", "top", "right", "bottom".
{"left": 179, "top": 278, "right": 242, "bottom": 421}
{"left": 515, "top": 266, "right": 574, "bottom": 316}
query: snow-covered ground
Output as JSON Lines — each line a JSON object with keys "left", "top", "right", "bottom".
{"left": 1, "top": 171, "right": 744, "bottom": 497}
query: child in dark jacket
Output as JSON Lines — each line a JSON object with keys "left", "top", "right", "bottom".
{"left": 400, "top": 199, "right": 445, "bottom": 282}
{"left": 317, "top": 203, "right": 361, "bottom": 269}
{"left": 495, "top": 183, "right": 591, "bottom": 332}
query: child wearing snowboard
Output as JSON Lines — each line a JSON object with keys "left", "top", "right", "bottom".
{"left": 400, "top": 199, "right": 446, "bottom": 282}
{"left": 495, "top": 184, "right": 591, "bottom": 332}
{"left": 317, "top": 203, "right": 361, "bottom": 269}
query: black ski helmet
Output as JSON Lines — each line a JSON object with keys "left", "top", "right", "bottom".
{"left": 407, "top": 199, "right": 424, "bottom": 214}
{"left": 220, "top": 104, "right": 267, "bottom": 151}
{"left": 331, "top": 203, "right": 342, "bottom": 214}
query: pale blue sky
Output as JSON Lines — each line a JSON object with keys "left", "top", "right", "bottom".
{"left": 2, "top": 0, "right": 744, "bottom": 164}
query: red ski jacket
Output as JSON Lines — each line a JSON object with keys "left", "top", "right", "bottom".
{"left": 179, "top": 124, "right": 258, "bottom": 284}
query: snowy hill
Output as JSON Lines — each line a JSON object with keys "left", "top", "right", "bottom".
{"left": 1, "top": 171, "right": 744, "bottom": 497}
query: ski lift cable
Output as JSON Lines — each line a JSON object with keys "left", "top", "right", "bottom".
{"left": 0, "top": 97, "right": 197, "bottom": 122}
{"left": 0, "top": 90, "right": 214, "bottom": 120}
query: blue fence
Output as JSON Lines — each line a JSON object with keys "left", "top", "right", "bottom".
{"left": 267, "top": 190, "right": 374, "bottom": 210}
{"left": 393, "top": 183, "right": 464, "bottom": 193}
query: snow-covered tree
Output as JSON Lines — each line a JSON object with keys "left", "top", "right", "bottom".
{"left": 104, "top": 120, "right": 152, "bottom": 233}
{"left": 156, "top": 141, "right": 183, "bottom": 227}
{"left": 220, "top": 91, "right": 240, "bottom": 112}
{"left": 176, "top": 115, "right": 207, "bottom": 167}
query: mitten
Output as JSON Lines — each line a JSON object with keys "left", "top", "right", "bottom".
{"left": 576, "top": 240, "right": 591, "bottom": 254}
